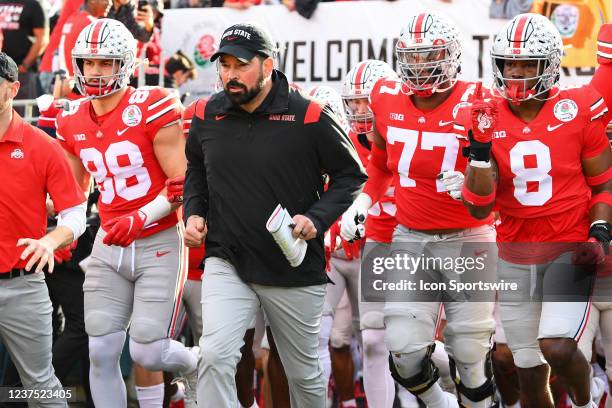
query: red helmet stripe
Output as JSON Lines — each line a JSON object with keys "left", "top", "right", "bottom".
{"left": 413, "top": 13, "right": 427, "bottom": 40}
{"left": 308, "top": 87, "right": 319, "bottom": 97}
{"left": 512, "top": 15, "right": 529, "bottom": 49}
{"left": 353, "top": 62, "right": 367, "bottom": 92}
{"left": 89, "top": 20, "right": 105, "bottom": 50}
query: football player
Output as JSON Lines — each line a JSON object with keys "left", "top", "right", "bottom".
{"left": 340, "top": 59, "right": 399, "bottom": 408}
{"left": 459, "top": 13, "right": 612, "bottom": 408}
{"left": 55, "top": 19, "right": 197, "bottom": 408}
{"left": 341, "top": 13, "right": 497, "bottom": 408}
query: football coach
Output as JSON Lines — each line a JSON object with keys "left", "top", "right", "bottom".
{"left": 183, "top": 22, "right": 367, "bottom": 408}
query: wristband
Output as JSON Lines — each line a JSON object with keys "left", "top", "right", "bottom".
{"left": 590, "top": 192, "right": 612, "bottom": 209}
{"left": 586, "top": 166, "right": 612, "bottom": 186}
{"left": 470, "top": 160, "right": 491, "bottom": 169}
{"left": 461, "top": 184, "right": 496, "bottom": 206}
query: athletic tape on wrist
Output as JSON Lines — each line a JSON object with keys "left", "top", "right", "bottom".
{"left": 590, "top": 191, "right": 612, "bottom": 209}
{"left": 470, "top": 160, "right": 491, "bottom": 169}
{"left": 461, "top": 183, "right": 496, "bottom": 206}
{"left": 586, "top": 166, "right": 612, "bottom": 186}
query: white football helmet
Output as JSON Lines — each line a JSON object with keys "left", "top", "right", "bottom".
{"left": 341, "top": 60, "right": 398, "bottom": 134}
{"left": 491, "top": 13, "right": 563, "bottom": 103}
{"left": 395, "top": 12, "right": 461, "bottom": 97}
{"left": 307, "top": 85, "right": 349, "bottom": 133}
{"left": 72, "top": 19, "right": 137, "bottom": 98}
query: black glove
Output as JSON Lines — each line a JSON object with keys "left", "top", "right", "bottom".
{"left": 461, "top": 130, "right": 492, "bottom": 162}
{"left": 589, "top": 221, "right": 612, "bottom": 255}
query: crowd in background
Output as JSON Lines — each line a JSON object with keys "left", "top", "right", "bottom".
{"left": 0, "top": 0, "right": 534, "bottom": 112}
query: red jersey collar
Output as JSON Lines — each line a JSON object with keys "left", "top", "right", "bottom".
{"left": 0, "top": 110, "right": 25, "bottom": 143}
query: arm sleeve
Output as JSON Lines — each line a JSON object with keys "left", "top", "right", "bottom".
{"left": 45, "top": 138, "right": 86, "bottom": 212}
{"left": 304, "top": 106, "right": 368, "bottom": 236}
{"left": 363, "top": 145, "right": 392, "bottom": 204}
{"left": 183, "top": 117, "right": 209, "bottom": 221}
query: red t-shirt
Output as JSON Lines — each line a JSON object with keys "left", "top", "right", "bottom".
{"left": 0, "top": 111, "right": 85, "bottom": 271}
{"left": 56, "top": 86, "right": 182, "bottom": 237}
{"left": 364, "top": 78, "right": 493, "bottom": 231}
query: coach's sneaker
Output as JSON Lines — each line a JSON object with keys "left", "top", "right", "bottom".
{"left": 184, "top": 346, "right": 199, "bottom": 408}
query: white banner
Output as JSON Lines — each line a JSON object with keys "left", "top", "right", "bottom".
{"left": 162, "top": 0, "right": 598, "bottom": 103}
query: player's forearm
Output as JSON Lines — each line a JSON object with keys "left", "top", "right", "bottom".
{"left": 42, "top": 226, "right": 75, "bottom": 250}
{"left": 589, "top": 182, "right": 612, "bottom": 224}
{"left": 462, "top": 165, "right": 495, "bottom": 219}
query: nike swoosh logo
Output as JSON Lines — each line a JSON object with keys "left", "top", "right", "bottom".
{"left": 215, "top": 114, "right": 227, "bottom": 120}
{"left": 117, "top": 128, "right": 129, "bottom": 136}
{"left": 547, "top": 123, "right": 564, "bottom": 132}
{"left": 439, "top": 120, "right": 453, "bottom": 127}
{"left": 156, "top": 250, "right": 171, "bottom": 257}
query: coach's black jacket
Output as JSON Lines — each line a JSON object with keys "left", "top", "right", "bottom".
{"left": 184, "top": 70, "right": 367, "bottom": 287}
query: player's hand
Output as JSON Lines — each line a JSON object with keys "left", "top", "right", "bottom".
{"left": 340, "top": 193, "right": 372, "bottom": 241}
{"left": 572, "top": 222, "right": 611, "bottom": 266}
{"left": 470, "top": 82, "right": 497, "bottom": 144}
{"left": 166, "top": 175, "right": 185, "bottom": 203}
{"left": 437, "top": 170, "right": 464, "bottom": 201}
{"left": 16, "top": 236, "right": 56, "bottom": 273}
{"left": 291, "top": 215, "right": 317, "bottom": 240}
{"left": 102, "top": 210, "right": 147, "bottom": 247}
{"left": 185, "top": 215, "right": 207, "bottom": 247}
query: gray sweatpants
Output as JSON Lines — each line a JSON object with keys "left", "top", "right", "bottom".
{"left": 0, "top": 273, "right": 67, "bottom": 407}
{"left": 198, "top": 257, "right": 327, "bottom": 408}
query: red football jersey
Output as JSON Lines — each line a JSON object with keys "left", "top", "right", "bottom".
{"left": 493, "top": 87, "right": 608, "bottom": 244}
{"left": 56, "top": 86, "right": 183, "bottom": 237}
{"left": 457, "top": 86, "right": 609, "bottom": 247}
{"left": 365, "top": 78, "right": 493, "bottom": 231}
{"left": 348, "top": 131, "right": 397, "bottom": 243}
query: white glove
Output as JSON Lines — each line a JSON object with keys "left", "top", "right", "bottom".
{"left": 340, "top": 193, "right": 372, "bottom": 241}
{"left": 437, "top": 170, "right": 464, "bottom": 201}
